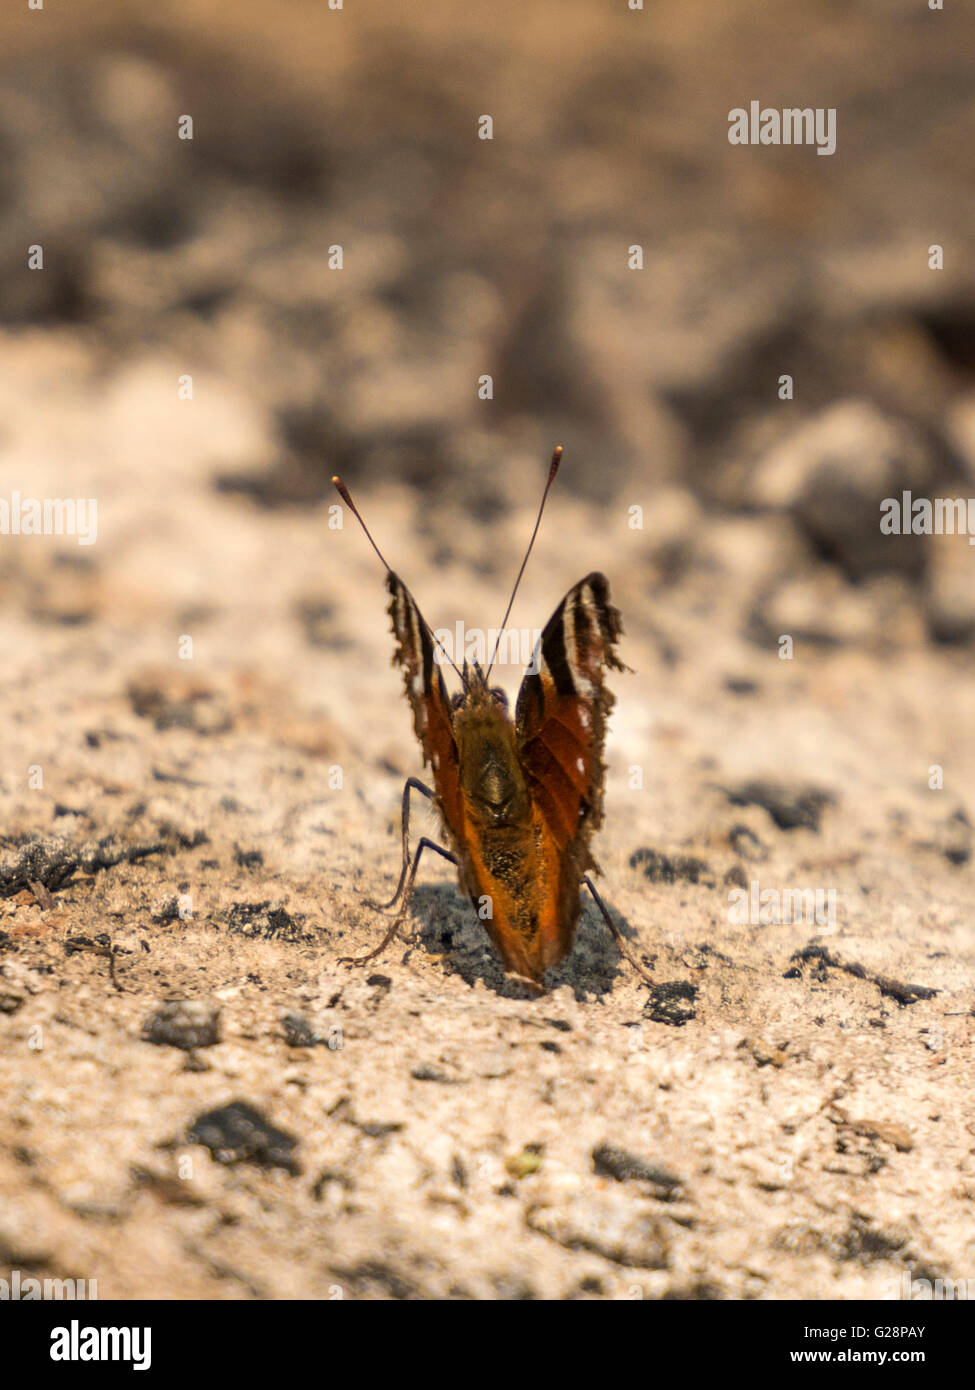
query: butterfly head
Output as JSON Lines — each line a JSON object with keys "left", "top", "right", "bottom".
{"left": 451, "top": 661, "right": 509, "bottom": 714}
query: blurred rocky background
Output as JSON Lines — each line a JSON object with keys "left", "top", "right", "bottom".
{"left": 2, "top": 0, "right": 975, "bottom": 643}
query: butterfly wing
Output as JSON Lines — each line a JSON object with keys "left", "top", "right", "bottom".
{"left": 515, "top": 571, "right": 625, "bottom": 860}
{"left": 387, "top": 572, "right": 465, "bottom": 833}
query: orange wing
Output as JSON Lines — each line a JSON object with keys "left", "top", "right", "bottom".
{"left": 515, "top": 572, "right": 625, "bottom": 861}
{"left": 386, "top": 572, "right": 465, "bottom": 835}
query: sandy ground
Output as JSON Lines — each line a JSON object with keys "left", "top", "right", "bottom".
{"left": 0, "top": 0, "right": 974, "bottom": 1301}
{"left": 0, "top": 426, "right": 972, "bottom": 1299}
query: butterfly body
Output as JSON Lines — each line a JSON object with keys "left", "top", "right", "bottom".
{"left": 388, "top": 568, "right": 625, "bottom": 985}
{"left": 444, "top": 680, "right": 570, "bottom": 980}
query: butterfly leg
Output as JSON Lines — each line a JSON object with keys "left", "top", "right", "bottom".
{"left": 582, "top": 875, "right": 655, "bottom": 985}
{"left": 340, "top": 836, "right": 458, "bottom": 967}
{"left": 364, "top": 777, "right": 437, "bottom": 912}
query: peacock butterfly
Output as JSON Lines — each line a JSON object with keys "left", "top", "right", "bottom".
{"left": 332, "top": 449, "right": 651, "bottom": 991}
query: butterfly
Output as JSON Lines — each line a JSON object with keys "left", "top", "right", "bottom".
{"left": 332, "top": 448, "right": 651, "bottom": 991}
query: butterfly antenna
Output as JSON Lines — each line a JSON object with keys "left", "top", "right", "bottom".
{"left": 332, "top": 475, "right": 469, "bottom": 689}
{"left": 485, "top": 445, "right": 562, "bottom": 683}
